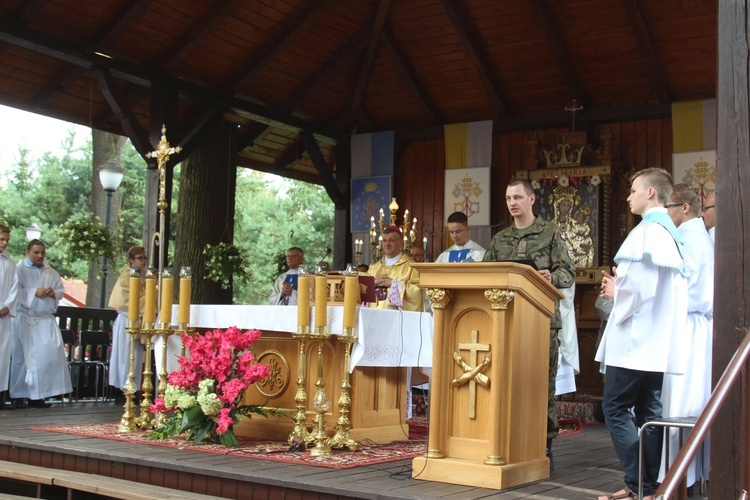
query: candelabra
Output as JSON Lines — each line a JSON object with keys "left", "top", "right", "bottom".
{"left": 289, "top": 266, "right": 313, "bottom": 445}
{"left": 367, "top": 198, "right": 419, "bottom": 260}
{"left": 120, "top": 126, "right": 193, "bottom": 432}
{"left": 354, "top": 239, "right": 363, "bottom": 265}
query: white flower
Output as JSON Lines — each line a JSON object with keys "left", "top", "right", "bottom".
{"left": 531, "top": 180, "right": 541, "bottom": 190}
{"left": 591, "top": 175, "right": 601, "bottom": 186}
{"left": 558, "top": 175, "right": 570, "bottom": 187}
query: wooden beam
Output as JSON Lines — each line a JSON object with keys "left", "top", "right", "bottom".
{"left": 93, "top": 67, "right": 152, "bottom": 157}
{"left": 278, "top": 30, "right": 369, "bottom": 114}
{"left": 0, "top": 20, "right": 339, "bottom": 142}
{"left": 344, "top": 0, "right": 392, "bottom": 128}
{"left": 235, "top": 157, "right": 321, "bottom": 186}
{"left": 31, "top": 0, "right": 150, "bottom": 110}
{"left": 440, "top": 0, "right": 513, "bottom": 118}
{"left": 275, "top": 143, "right": 306, "bottom": 171}
{"left": 170, "top": 106, "right": 228, "bottom": 165}
{"left": 300, "top": 130, "right": 344, "bottom": 208}
{"left": 236, "top": 123, "right": 272, "bottom": 151}
{"left": 529, "top": 0, "right": 589, "bottom": 104}
{"left": 226, "top": 0, "right": 335, "bottom": 93}
{"left": 622, "top": 0, "right": 672, "bottom": 103}
{"left": 381, "top": 26, "right": 442, "bottom": 124}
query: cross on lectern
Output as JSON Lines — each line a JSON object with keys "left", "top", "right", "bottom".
{"left": 564, "top": 99, "right": 584, "bottom": 131}
{"left": 454, "top": 329, "right": 491, "bottom": 419}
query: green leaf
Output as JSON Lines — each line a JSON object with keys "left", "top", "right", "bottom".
{"left": 219, "top": 428, "right": 239, "bottom": 447}
{"left": 179, "top": 405, "right": 205, "bottom": 433}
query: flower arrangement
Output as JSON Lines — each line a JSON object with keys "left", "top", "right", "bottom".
{"left": 149, "top": 327, "right": 272, "bottom": 446}
{"left": 538, "top": 174, "right": 601, "bottom": 188}
{"left": 203, "top": 242, "right": 251, "bottom": 288}
{"left": 53, "top": 214, "right": 118, "bottom": 273}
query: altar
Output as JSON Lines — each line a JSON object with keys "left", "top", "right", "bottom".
{"left": 182, "top": 304, "right": 434, "bottom": 443}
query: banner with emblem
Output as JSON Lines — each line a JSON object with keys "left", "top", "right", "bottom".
{"left": 443, "top": 166, "right": 490, "bottom": 227}
{"left": 351, "top": 176, "right": 391, "bottom": 232}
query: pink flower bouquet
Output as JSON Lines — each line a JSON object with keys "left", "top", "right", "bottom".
{"left": 148, "top": 327, "right": 272, "bottom": 447}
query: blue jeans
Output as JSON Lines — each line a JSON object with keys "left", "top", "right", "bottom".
{"left": 602, "top": 366, "right": 664, "bottom": 496}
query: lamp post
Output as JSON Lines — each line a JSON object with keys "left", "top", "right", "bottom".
{"left": 98, "top": 160, "right": 124, "bottom": 308}
{"left": 24, "top": 223, "right": 42, "bottom": 241}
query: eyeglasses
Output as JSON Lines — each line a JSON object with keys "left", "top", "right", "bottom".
{"left": 132, "top": 256, "right": 147, "bottom": 261}
{"left": 664, "top": 203, "right": 687, "bottom": 209}
{"left": 701, "top": 205, "right": 715, "bottom": 211}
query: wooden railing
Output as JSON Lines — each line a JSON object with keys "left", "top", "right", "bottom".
{"left": 656, "top": 328, "right": 750, "bottom": 499}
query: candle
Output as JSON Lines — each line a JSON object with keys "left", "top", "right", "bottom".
{"left": 370, "top": 216, "right": 375, "bottom": 229}
{"left": 144, "top": 272, "right": 157, "bottom": 325}
{"left": 379, "top": 208, "right": 384, "bottom": 223}
{"left": 297, "top": 267, "right": 310, "bottom": 329}
{"left": 343, "top": 272, "right": 358, "bottom": 329}
{"left": 178, "top": 267, "right": 192, "bottom": 325}
{"left": 128, "top": 268, "right": 140, "bottom": 321}
{"left": 160, "top": 270, "right": 174, "bottom": 325}
{"left": 314, "top": 269, "right": 328, "bottom": 329}
{"left": 404, "top": 209, "right": 409, "bottom": 220}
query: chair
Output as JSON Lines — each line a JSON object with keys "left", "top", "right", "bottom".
{"left": 76, "top": 330, "right": 113, "bottom": 403}
{"left": 60, "top": 329, "right": 80, "bottom": 404}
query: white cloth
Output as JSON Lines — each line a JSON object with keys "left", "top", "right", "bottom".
{"left": 0, "top": 252, "right": 18, "bottom": 391}
{"left": 708, "top": 225, "right": 715, "bottom": 242}
{"left": 555, "top": 355, "right": 576, "bottom": 396}
{"left": 659, "top": 217, "right": 714, "bottom": 484}
{"left": 9, "top": 260, "right": 72, "bottom": 399}
{"left": 108, "top": 312, "right": 143, "bottom": 391}
{"left": 558, "top": 283, "right": 579, "bottom": 374}
{"left": 435, "top": 240, "right": 486, "bottom": 263}
{"left": 176, "top": 304, "right": 434, "bottom": 371}
{"left": 268, "top": 268, "right": 301, "bottom": 305}
{"left": 595, "top": 214, "right": 689, "bottom": 374}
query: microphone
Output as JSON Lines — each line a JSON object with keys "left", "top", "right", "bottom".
{"left": 316, "top": 248, "right": 332, "bottom": 268}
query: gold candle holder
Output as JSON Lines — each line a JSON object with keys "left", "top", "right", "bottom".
{"left": 289, "top": 332, "right": 313, "bottom": 446}
{"left": 135, "top": 327, "right": 157, "bottom": 430}
{"left": 313, "top": 264, "right": 327, "bottom": 336}
{"left": 329, "top": 331, "right": 358, "bottom": 451}
{"left": 118, "top": 321, "right": 140, "bottom": 432}
{"left": 308, "top": 338, "right": 332, "bottom": 456}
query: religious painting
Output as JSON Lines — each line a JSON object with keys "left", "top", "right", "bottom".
{"left": 672, "top": 150, "right": 716, "bottom": 204}
{"left": 350, "top": 176, "right": 391, "bottom": 232}
{"left": 525, "top": 168, "right": 608, "bottom": 270}
{"left": 444, "top": 166, "right": 491, "bottom": 226}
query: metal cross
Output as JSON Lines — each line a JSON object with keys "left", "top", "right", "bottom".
{"left": 564, "top": 99, "right": 584, "bottom": 131}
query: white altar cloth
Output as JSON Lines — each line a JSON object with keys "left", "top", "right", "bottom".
{"left": 172, "top": 304, "right": 434, "bottom": 371}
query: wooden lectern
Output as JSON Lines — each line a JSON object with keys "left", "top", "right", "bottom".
{"left": 410, "top": 262, "right": 564, "bottom": 490}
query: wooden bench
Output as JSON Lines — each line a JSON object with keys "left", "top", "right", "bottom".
{"left": 0, "top": 460, "right": 225, "bottom": 499}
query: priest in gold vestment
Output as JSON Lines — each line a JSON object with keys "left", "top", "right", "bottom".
{"left": 368, "top": 226, "right": 423, "bottom": 311}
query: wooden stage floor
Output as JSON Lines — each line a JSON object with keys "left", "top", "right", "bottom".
{"left": 0, "top": 402, "right": 701, "bottom": 499}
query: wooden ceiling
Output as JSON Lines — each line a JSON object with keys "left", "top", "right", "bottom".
{"left": 0, "top": 0, "right": 717, "bottom": 184}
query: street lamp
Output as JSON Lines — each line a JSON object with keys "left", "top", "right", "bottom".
{"left": 25, "top": 223, "right": 42, "bottom": 241}
{"left": 98, "top": 160, "right": 125, "bottom": 308}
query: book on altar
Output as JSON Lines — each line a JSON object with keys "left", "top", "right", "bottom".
{"left": 358, "top": 275, "right": 377, "bottom": 303}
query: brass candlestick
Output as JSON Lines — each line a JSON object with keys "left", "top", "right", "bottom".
{"left": 118, "top": 322, "right": 140, "bottom": 432}
{"left": 135, "top": 326, "right": 157, "bottom": 430}
{"left": 308, "top": 338, "right": 332, "bottom": 456}
{"left": 329, "top": 330, "right": 358, "bottom": 451}
{"left": 289, "top": 332, "right": 313, "bottom": 446}
{"left": 153, "top": 326, "right": 178, "bottom": 427}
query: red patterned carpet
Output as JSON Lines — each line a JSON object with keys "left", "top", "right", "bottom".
{"left": 30, "top": 422, "right": 427, "bottom": 470}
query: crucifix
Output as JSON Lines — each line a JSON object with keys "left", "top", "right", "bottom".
{"left": 452, "top": 329, "right": 491, "bottom": 419}
{"left": 564, "top": 99, "right": 584, "bottom": 131}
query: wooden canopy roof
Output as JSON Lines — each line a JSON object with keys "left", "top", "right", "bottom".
{"left": 0, "top": 0, "right": 716, "bottom": 184}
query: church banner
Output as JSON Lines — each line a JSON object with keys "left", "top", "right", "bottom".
{"left": 672, "top": 150, "right": 716, "bottom": 204}
{"left": 444, "top": 120, "right": 493, "bottom": 169}
{"left": 350, "top": 175, "right": 391, "bottom": 232}
{"left": 444, "top": 166, "right": 490, "bottom": 227}
{"left": 672, "top": 99, "right": 716, "bottom": 153}
{"left": 351, "top": 131, "right": 394, "bottom": 178}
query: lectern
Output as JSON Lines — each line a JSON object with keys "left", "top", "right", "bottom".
{"left": 410, "top": 262, "right": 563, "bottom": 490}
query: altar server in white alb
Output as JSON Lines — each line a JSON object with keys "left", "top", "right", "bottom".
{"left": 595, "top": 168, "right": 690, "bottom": 500}
{"left": 660, "top": 183, "right": 714, "bottom": 487}
{"left": 0, "top": 225, "right": 18, "bottom": 393}
{"left": 434, "top": 211, "right": 485, "bottom": 263}
{"left": 9, "top": 239, "right": 72, "bottom": 405}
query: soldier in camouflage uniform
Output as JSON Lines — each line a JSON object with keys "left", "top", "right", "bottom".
{"left": 483, "top": 178, "right": 575, "bottom": 470}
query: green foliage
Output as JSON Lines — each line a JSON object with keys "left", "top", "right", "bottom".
{"left": 52, "top": 214, "right": 119, "bottom": 274}
{"left": 203, "top": 242, "right": 251, "bottom": 289}
{"left": 233, "top": 170, "right": 335, "bottom": 304}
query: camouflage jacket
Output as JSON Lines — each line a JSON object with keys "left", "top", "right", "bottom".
{"left": 482, "top": 216, "right": 575, "bottom": 328}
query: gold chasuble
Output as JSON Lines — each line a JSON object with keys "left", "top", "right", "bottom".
{"left": 367, "top": 253, "right": 422, "bottom": 311}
